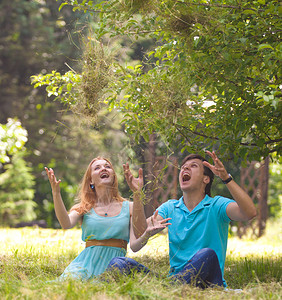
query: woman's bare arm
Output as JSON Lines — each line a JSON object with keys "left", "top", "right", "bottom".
{"left": 45, "top": 167, "right": 81, "bottom": 229}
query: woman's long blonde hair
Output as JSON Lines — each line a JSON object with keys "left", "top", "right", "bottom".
{"left": 71, "top": 157, "right": 126, "bottom": 215}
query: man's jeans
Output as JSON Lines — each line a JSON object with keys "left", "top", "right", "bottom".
{"left": 106, "top": 248, "right": 223, "bottom": 288}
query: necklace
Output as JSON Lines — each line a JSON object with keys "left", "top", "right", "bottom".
{"left": 103, "top": 201, "right": 113, "bottom": 217}
{"left": 95, "top": 198, "right": 118, "bottom": 217}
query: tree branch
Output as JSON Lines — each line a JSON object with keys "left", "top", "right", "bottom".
{"left": 177, "top": 1, "right": 240, "bottom": 10}
{"left": 174, "top": 123, "right": 282, "bottom": 147}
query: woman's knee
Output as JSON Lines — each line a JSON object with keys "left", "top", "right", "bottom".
{"left": 107, "top": 257, "right": 148, "bottom": 275}
{"left": 108, "top": 257, "right": 127, "bottom": 269}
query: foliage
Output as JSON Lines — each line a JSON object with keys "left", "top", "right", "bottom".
{"left": 31, "top": 71, "right": 81, "bottom": 106}
{"left": 268, "top": 157, "right": 282, "bottom": 218}
{"left": 0, "top": 118, "right": 28, "bottom": 164}
{"left": 34, "top": 0, "right": 282, "bottom": 162}
{"left": 0, "top": 152, "right": 36, "bottom": 226}
{"left": 0, "top": 118, "right": 36, "bottom": 226}
{"left": 31, "top": 39, "right": 115, "bottom": 123}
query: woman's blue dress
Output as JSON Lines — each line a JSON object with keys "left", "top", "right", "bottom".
{"left": 60, "top": 201, "right": 130, "bottom": 280}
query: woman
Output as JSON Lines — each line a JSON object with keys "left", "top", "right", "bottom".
{"left": 45, "top": 157, "right": 168, "bottom": 280}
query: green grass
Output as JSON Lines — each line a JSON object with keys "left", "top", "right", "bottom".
{"left": 0, "top": 219, "right": 281, "bottom": 299}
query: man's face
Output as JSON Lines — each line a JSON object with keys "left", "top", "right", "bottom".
{"left": 179, "top": 158, "right": 208, "bottom": 192}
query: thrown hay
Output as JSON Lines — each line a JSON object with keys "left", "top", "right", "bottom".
{"left": 120, "top": 0, "right": 154, "bottom": 14}
{"left": 73, "top": 39, "right": 115, "bottom": 123}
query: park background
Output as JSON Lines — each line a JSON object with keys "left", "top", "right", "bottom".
{"left": 0, "top": 0, "right": 281, "bottom": 298}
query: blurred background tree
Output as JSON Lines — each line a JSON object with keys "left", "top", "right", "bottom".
{"left": 0, "top": 152, "right": 36, "bottom": 226}
{"left": 0, "top": 119, "right": 35, "bottom": 226}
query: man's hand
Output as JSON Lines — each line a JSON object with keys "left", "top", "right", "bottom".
{"left": 203, "top": 151, "right": 229, "bottom": 181}
{"left": 203, "top": 151, "right": 257, "bottom": 221}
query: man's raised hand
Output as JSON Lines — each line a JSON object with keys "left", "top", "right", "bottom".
{"left": 203, "top": 151, "right": 229, "bottom": 181}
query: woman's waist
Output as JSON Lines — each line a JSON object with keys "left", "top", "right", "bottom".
{"left": 85, "top": 238, "right": 127, "bottom": 251}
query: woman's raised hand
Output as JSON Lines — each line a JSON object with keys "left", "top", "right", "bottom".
{"left": 123, "top": 163, "right": 143, "bottom": 192}
{"left": 146, "top": 210, "right": 171, "bottom": 236}
{"left": 45, "top": 167, "right": 61, "bottom": 194}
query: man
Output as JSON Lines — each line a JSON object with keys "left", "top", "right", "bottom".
{"left": 107, "top": 151, "right": 257, "bottom": 288}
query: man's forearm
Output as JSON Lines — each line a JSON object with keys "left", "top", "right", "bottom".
{"left": 226, "top": 180, "right": 257, "bottom": 220}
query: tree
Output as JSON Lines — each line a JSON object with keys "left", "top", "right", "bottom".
{"left": 0, "top": 119, "right": 36, "bottom": 226}
{"left": 33, "top": 0, "right": 281, "bottom": 162}
{"left": 0, "top": 152, "right": 36, "bottom": 226}
{"left": 268, "top": 158, "right": 282, "bottom": 219}
{"left": 0, "top": 118, "right": 28, "bottom": 164}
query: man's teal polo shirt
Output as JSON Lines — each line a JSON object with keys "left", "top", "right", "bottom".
{"left": 157, "top": 195, "right": 235, "bottom": 287}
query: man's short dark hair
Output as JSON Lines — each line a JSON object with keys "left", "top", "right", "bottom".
{"left": 181, "top": 154, "right": 214, "bottom": 196}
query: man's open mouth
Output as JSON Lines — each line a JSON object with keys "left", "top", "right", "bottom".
{"left": 182, "top": 174, "right": 191, "bottom": 182}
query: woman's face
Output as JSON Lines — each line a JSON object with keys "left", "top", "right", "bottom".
{"left": 90, "top": 159, "right": 115, "bottom": 188}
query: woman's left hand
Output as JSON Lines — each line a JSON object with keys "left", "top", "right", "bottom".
{"left": 123, "top": 163, "right": 143, "bottom": 192}
{"left": 146, "top": 211, "right": 171, "bottom": 237}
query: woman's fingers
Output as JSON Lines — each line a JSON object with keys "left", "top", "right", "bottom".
{"left": 123, "top": 163, "right": 129, "bottom": 174}
{"left": 160, "top": 217, "right": 172, "bottom": 224}
{"left": 151, "top": 211, "right": 171, "bottom": 228}
{"left": 153, "top": 210, "right": 159, "bottom": 219}
{"left": 159, "top": 217, "right": 172, "bottom": 228}
{"left": 45, "top": 167, "right": 60, "bottom": 185}
{"left": 123, "top": 163, "right": 133, "bottom": 182}
{"left": 138, "top": 168, "right": 143, "bottom": 180}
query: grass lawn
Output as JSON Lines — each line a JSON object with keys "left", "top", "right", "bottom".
{"left": 0, "top": 219, "right": 281, "bottom": 299}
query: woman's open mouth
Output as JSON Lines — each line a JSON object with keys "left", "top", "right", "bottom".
{"left": 100, "top": 173, "right": 109, "bottom": 179}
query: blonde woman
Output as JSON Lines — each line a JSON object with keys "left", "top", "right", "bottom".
{"left": 45, "top": 157, "right": 169, "bottom": 280}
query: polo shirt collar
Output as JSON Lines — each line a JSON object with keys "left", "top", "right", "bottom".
{"left": 175, "top": 196, "right": 189, "bottom": 213}
{"left": 176, "top": 194, "right": 211, "bottom": 213}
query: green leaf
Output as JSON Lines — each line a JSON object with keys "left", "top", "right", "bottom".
{"left": 258, "top": 44, "right": 274, "bottom": 51}
{"left": 242, "top": 9, "right": 257, "bottom": 15}
{"left": 58, "top": 2, "right": 68, "bottom": 11}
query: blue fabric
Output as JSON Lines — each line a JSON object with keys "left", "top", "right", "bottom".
{"left": 172, "top": 248, "right": 223, "bottom": 288}
{"left": 60, "top": 200, "right": 130, "bottom": 280}
{"left": 107, "top": 257, "right": 150, "bottom": 275}
{"left": 157, "top": 195, "right": 234, "bottom": 287}
{"left": 107, "top": 248, "right": 223, "bottom": 288}
{"left": 81, "top": 201, "right": 130, "bottom": 242}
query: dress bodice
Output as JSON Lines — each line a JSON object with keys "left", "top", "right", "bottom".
{"left": 81, "top": 200, "right": 130, "bottom": 242}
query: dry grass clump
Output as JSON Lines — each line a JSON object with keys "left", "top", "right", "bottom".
{"left": 167, "top": 13, "right": 196, "bottom": 35}
{"left": 166, "top": 11, "right": 208, "bottom": 37}
{"left": 73, "top": 39, "right": 114, "bottom": 123}
{"left": 119, "top": 0, "right": 154, "bottom": 14}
